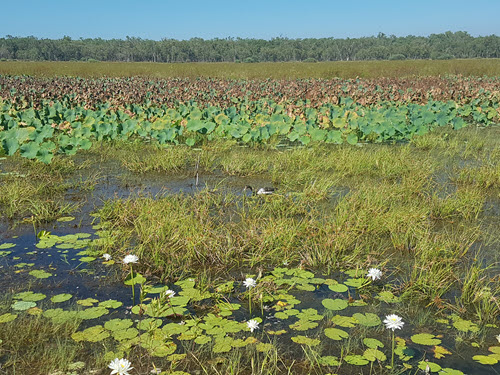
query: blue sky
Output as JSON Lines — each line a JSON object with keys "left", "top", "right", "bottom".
{"left": 3, "top": 0, "right": 499, "bottom": 40}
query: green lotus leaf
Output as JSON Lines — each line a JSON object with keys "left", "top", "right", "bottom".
{"left": 137, "top": 318, "right": 162, "bottom": 330}
{"left": 12, "top": 301, "right": 36, "bottom": 310}
{"left": 363, "top": 348, "right": 387, "bottom": 362}
{"left": 98, "top": 300, "right": 123, "bottom": 309}
{"left": 77, "top": 298, "right": 99, "bottom": 306}
{"left": 363, "top": 338, "right": 384, "bottom": 349}
{"left": 289, "top": 320, "right": 318, "bottom": 331}
{"left": 78, "top": 306, "right": 109, "bottom": 319}
{"left": 291, "top": 335, "right": 320, "bottom": 346}
{"left": 352, "top": 313, "right": 381, "bottom": 327}
{"left": 29, "top": 270, "right": 53, "bottom": 279}
{"left": 472, "top": 355, "right": 498, "bottom": 365}
{"left": 328, "top": 283, "right": 348, "bottom": 293}
{"left": 411, "top": 333, "right": 442, "bottom": 346}
{"left": 331, "top": 315, "right": 357, "bottom": 327}
{"left": 194, "top": 335, "right": 211, "bottom": 345}
{"left": 104, "top": 319, "right": 133, "bottom": 331}
{"left": 51, "top": 293, "right": 73, "bottom": 303}
{"left": 322, "top": 298, "right": 348, "bottom": 311}
{"left": 0, "top": 313, "right": 17, "bottom": 323}
{"left": 72, "top": 325, "right": 110, "bottom": 342}
{"left": 344, "top": 354, "right": 369, "bottom": 366}
{"left": 112, "top": 328, "right": 139, "bottom": 341}
{"left": 324, "top": 327, "right": 349, "bottom": 340}
{"left": 418, "top": 361, "right": 442, "bottom": 372}
{"left": 0, "top": 243, "right": 15, "bottom": 249}
{"left": 318, "top": 356, "right": 340, "bottom": 366}
{"left": 14, "top": 291, "right": 46, "bottom": 302}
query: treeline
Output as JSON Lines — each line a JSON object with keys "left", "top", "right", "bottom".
{"left": 0, "top": 31, "right": 499, "bottom": 63}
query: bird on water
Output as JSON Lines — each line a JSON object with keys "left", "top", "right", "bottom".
{"left": 244, "top": 185, "right": 276, "bottom": 195}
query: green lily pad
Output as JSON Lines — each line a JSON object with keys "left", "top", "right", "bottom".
{"left": 322, "top": 298, "right": 348, "bottom": 311}
{"left": 12, "top": 301, "right": 36, "bottom": 310}
{"left": 438, "top": 369, "right": 464, "bottom": 375}
{"left": 124, "top": 272, "right": 147, "bottom": 285}
{"left": 98, "top": 299, "right": 123, "bottom": 309}
{"left": 318, "top": 356, "right": 340, "bottom": 366}
{"left": 78, "top": 306, "right": 109, "bottom": 319}
{"left": 363, "top": 348, "right": 387, "bottom": 362}
{"left": 418, "top": 361, "right": 442, "bottom": 372}
{"left": 291, "top": 335, "right": 320, "bottom": 346}
{"left": 105, "top": 319, "right": 134, "bottom": 331}
{"left": 452, "top": 318, "right": 479, "bottom": 333}
{"left": 0, "top": 243, "right": 15, "bottom": 249}
{"left": 72, "top": 325, "right": 110, "bottom": 342}
{"left": 344, "top": 354, "right": 369, "bottom": 366}
{"left": 376, "top": 290, "right": 401, "bottom": 303}
{"left": 137, "top": 318, "right": 162, "bottom": 330}
{"left": 328, "top": 283, "right": 348, "bottom": 293}
{"left": 57, "top": 216, "right": 75, "bottom": 222}
{"left": 0, "top": 250, "right": 12, "bottom": 256}
{"left": 331, "top": 315, "right": 357, "bottom": 327}
{"left": 411, "top": 333, "right": 442, "bottom": 346}
{"left": 344, "top": 277, "right": 367, "bottom": 288}
{"left": 0, "top": 313, "right": 17, "bottom": 323}
{"left": 79, "top": 256, "right": 96, "bottom": 262}
{"left": 289, "top": 320, "right": 318, "bottom": 331}
{"left": 51, "top": 293, "right": 73, "bottom": 303}
{"left": 112, "top": 327, "right": 139, "bottom": 341}
{"left": 324, "top": 327, "right": 349, "bottom": 340}
{"left": 77, "top": 298, "right": 99, "bottom": 306}
{"left": 256, "top": 342, "right": 275, "bottom": 352}
{"left": 162, "top": 323, "right": 189, "bottom": 336}
{"left": 14, "top": 291, "right": 46, "bottom": 302}
{"left": 352, "top": 313, "right": 381, "bottom": 327}
{"left": 43, "top": 308, "right": 79, "bottom": 324}
{"left": 194, "top": 335, "right": 211, "bottom": 345}
{"left": 364, "top": 338, "right": 384, "bottom": 349}
{"left": 472, "top": 355, "right": 498, "bottom": 365}
{"left": 29, "top": 270, "right": 53, "bottom": 279}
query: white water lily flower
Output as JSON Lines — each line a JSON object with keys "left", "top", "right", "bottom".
{"left": 108, "top": 358, "right": 133, "bottom": 375}
{"left": 496, "top": 333, "right": 500, "bottom": 343}
{"left": 383, "top": 314, "right": 404, "bottom": 331}
{"left": 243, "top": 277, "right": 256, "bottom": 289}
{"left": 247, "top": 319, "right": 260, "bottom": 332}
{"left": 122, "top": 254, "right": 139, "bottom": 264}
{"left": 102, "top": 253, "right": 112, "bottom": 261}
{"left": 163, "top": 289, "right": 176, "bottom": 298}
{"left": 366, "top": 268, "right": 383, "bottom": 281}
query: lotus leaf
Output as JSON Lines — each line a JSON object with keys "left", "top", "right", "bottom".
{"left": 72, "top": 325, "right": 110, "bottom": 342}
{"left": 328, "top": 283, "right": 348, "bottom": 293}
{"left": 0, "top": 313, "right": 17, "bottom": 323}
{"left": 352, "top": 313, "right": 381, "bottom": 327}
{"left": 322, "top": 298, "right": 348, "bottom": 311}
{"left": 291, "top": 335, "right": 320, "bottom": 346}
{"left": 363, "top": 348, "right": 387, "bottom": 362}
{"left": 51, "top": 293, "right": 73, "bottom": 303}
{"left": 344, "top": 354, "right": 369, "bottom": 366}
{"left": 324, "top": 327, "right": 349, "bottom": 340}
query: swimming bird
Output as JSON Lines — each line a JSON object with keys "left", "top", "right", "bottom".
{"left": 244, "top": 185, "right": 276, "bottom": 195}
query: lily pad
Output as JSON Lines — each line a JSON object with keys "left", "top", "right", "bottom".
{"left": 57, "top": 216, "right": 75, "bottom": 222}
{"left": 418, "top": 361, "right": 442, "bottom": 372}
{"left": 322, "top": 298, "right": 348, "bottom": 311}
{"left": 0, "top": 313, "right": 17, "bottom": 323}
{"left": 78, "top": 306, "right": 109, "bottom": 319}
{"left": 112, "top": 328, "right": 139, "bottom": 341}
{"left": 363, "top": 348, "right": 387, "bottom": 362}
{"left": 72, "top": 325, "right": 110, "bottom": 342}
{"left": 29, "top": 270, "right": 53, "bottom": 279}
{"left": 472, "top": 355, "right": 498, "bottom": 365}
{"left": 411, "top": 333, "right": 442, "bottom": 346}
{"left": 324, "top": 327, "right": 349, "bottom": 340}
{"left": 318, "top": 356, "right": 340, "bottom": 366}
{"left": 289, "top": 320, "right": 318, "bottom": 331}
{"left": 331, "top": 315, "right": 357, "bottom": 328}
{"left": 77, "top": 298, "right": 99, "bottom": 306}
{"left": 12, "top": 301, "right": 36, "bottom": 310}
{"left": 104, "top": 319, "right": 133, "bottom": 331}
{"left": 344, "top": 354, "right": 369, "bottom": 366}
{"left": 99, "top": 299, "right": 123, "bottom": 309}
{"left": 352, "top": 313, "right": 381, "bottom": 327}
{"left": 256, "top": 342, "right": 275, "bottom": 352}
{"left": 0, "top": 243, "right": 15, "bottom": 249}
{"left": 364, "top": 338, "right": 384, "bottom": 349}
{"left": 291, "top": 335, "right": 320, "bottom": 346}
{"left": 14, "top": 291, "right": 46, "bottom": 302}
{"left": 438, "top": 369, "right": 464, "bottom": 375}
{"left": 328, "top": 283, "right": 348, "bottom": 293}
{"left": 51, "top": 293, "right": 73, "bottom": 303}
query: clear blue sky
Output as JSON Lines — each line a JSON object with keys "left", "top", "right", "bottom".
{"left": 2, "top": 0, "right": 499, "bottom": 40}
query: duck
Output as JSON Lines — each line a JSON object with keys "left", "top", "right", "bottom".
{"left": 244, "top": 185, "right": 276, "bottom": 195}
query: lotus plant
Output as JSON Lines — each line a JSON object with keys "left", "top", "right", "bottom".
{"left": 384, "top": 314, "right": 404, "bottom": 368}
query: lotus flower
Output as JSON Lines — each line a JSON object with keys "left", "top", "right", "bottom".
{"left": 108, "top": 358, "right": 133, "bottom": 375}
{"left": 247, "top": 319, "right": 259, "bottom": 332}
{"left": 122, "top": 254, "right": 138, "bottom": 264}
{"left": 366, "top": 268, "right": 382, "bottom": 281}
{"left": 383, "top": 314, "right": 404, "bottom": 331}
{"left": 243, "top": 277, "right": 256, "bottom": 288}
